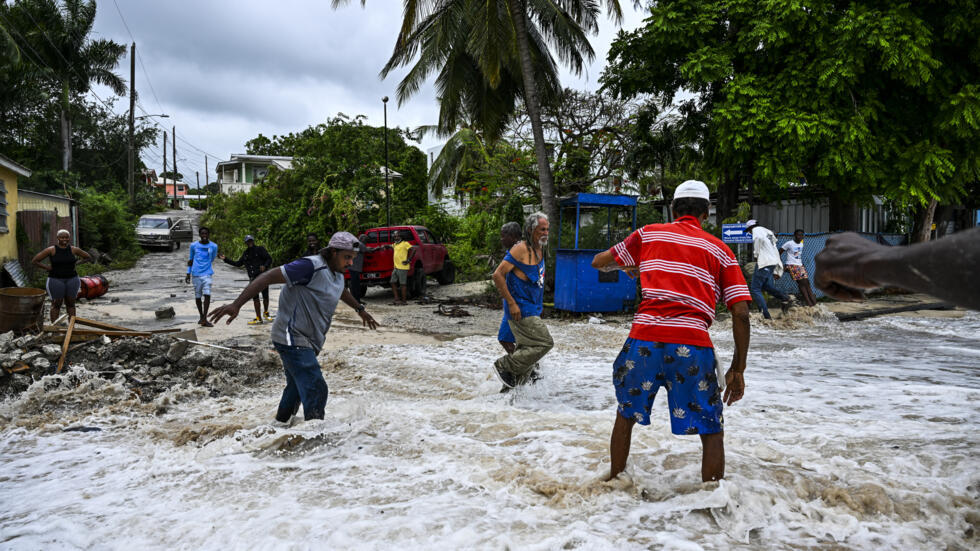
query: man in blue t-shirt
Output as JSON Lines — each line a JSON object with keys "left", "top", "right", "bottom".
{"left": 185, "top": 226, "right": 219, "bottom": 327}
{"left": 491, "top": 212, "right": 553, "bottom": 389}
{"left": 208, "top": 232, "right": 379, "bottom": 425}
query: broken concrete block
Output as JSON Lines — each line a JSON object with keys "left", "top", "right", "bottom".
{"left": 165, "top": 339, "right": 191, "bottom": 363}
{"left": 252, "top": 348, "right": 282, "bottom": 371}
{"left": 41, "top": 344, "right": 62, "bottom": 359}
{"left": 0, "top": 331, "right": 14, "bottom": 352}
{"left": 13, "top": 335, "right": 35, "bottom": 349}
{"left": 155, "top": 307, "right": 176, "bottom": 320}
{"left": 1, "top": 350, "right": 24, "bottom": 369}
{"left": 147, "top": 356, "right": 166, "bottom": 367}
{"left": 20, "top": 350, "right": 41, "bottom": 363}
{"left": 177, "top": 347, "right": 213, "bottom": 370}
{"left": 32, "top": 357, "right": 51, "bottom": 370}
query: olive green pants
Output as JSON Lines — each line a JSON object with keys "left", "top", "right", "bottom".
{"left": 495, "top": 316, "right": 554, "bottom": 382}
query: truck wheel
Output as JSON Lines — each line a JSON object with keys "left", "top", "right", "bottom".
{"left": 409, "top": 264, "right": 427, "bottom": 298}
{"left": 436, "top": 260, "right": 456, "bottom": 285}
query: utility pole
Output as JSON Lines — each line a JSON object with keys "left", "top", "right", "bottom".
{"left": 172, "top": 126, "right": 177, "bottom": 208}
{"left": 196, "top": 171, "right": 200, "bottom": 202}
{"left": 127, "top": 42, "right": 135, "bottom": 205}
{"left": 204, "top": 154, "right": 209, "bottom": 211}
{"left": 383, "top": 96, "right": 390, "bottom": 226}
{"left": 163, "top": 130, "right": 167, "bottom": 199}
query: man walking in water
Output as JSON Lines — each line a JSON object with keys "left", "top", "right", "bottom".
{"left": 746, "top": 219, "right": 792, "bottom": 319}
{"left": 496, "top": 221, "right": 523, "bottom": 355}
{"left": 491, "top": 212, "right": 553, "bottom": 389}
{"left": 592, "top": 180, "right": 752, "bottom": 482}
{"left": 781, "top": 229, "right": 817, "bottom": 306}
{"left": 186, "top": 226, "right": 218, "bottom": 327}
{"left": 209, "top": 232, "right": 379, "bottom": 424}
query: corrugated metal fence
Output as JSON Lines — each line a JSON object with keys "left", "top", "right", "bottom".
{"left": 771, "top": 232, "right": 906, "bottom": 299}
{"left": 16, "top": 210, "right": 73, "bottom": 281}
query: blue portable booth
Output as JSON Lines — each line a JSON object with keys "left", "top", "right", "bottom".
{"left": 555, "top": 193, "right": 638, "bottom": 312}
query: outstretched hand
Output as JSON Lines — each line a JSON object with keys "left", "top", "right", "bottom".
{"left": 208, "top": 303, "right": 241, "bottom": 325}
{"left": 358, "top": 310, "right": 379, "bottom": 330}
{"left": 623, "top": 265, "right": 639, "bottom": 279}
{"left": 814, "top": 233, "right": 882, "bottom": 301}
{"left": 723, "top": 369, "right": 744, "bottom": 405}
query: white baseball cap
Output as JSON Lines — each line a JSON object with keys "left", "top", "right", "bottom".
{"left": 674, "top": 180, "right": 710, "bottom": 200}
{"left": 745, "top": 219, "right": 758, "bottom": 229}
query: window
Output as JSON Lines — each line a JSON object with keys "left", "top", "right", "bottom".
{"left": 0, "top": 180, "right": 8, "bottom": 233}
{"left": 366, "top": 231, "right": 379, "bottom": 244}
{"left": 378, "top": 230, "right": 390, "bottom": 243}
{"left": 419, "top": 230, "right": 434, "bottom": 244}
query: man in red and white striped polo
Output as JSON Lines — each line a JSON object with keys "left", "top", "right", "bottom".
{"left": 592, "top": 180, "right": 752, "bottom": 482}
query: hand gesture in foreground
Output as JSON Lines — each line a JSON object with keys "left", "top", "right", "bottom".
{"left": 208, "top": 303, "right": 241, "bottom": 325}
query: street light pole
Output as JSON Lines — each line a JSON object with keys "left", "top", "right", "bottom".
{"left": 128, "top": 42, "right": 135, "bottom": 206}
{"left": 383, "top": 96, "right": 390, "bottom": 227}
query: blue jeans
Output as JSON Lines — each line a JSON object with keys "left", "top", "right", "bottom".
{"left": 273, "top": 342, "right": 328, "bottom": 422}
{"left": 750, "top": 265, "right": 790, "bottom": 319}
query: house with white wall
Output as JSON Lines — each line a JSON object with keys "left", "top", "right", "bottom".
{"left": 215, "top": 154, "right": 294, "bottom": 195}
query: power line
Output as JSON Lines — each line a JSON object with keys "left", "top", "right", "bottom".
{"left": 109, "top": 0, "right": 166, "bottom": 122}
{"left": 110, "top": 0, "right": 135, "bottom": 41}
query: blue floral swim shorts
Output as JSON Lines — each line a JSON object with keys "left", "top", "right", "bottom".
{"left": 612, "top": 338, "right": 724, "bottom": 435}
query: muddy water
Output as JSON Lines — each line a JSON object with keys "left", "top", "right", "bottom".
{"left": 1, "top": 309, "right": 978, "bottom": 549}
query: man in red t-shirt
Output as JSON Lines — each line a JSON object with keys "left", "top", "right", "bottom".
{"left": 592, "top": 180, "right": 752, "bottom": 482}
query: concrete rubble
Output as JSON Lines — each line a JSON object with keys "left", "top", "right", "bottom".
{"left": 0, "top": 330, "right": 282, "bottom": 402}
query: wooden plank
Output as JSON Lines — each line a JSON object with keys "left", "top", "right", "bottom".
{"left": 835, "top": 302, "right": 954, "bottom": 322}
{"left": 57, "top": 316, "right": 75, "bottom": 373}
{"left": 46, "top": 333, "right": 100, "bottom": 344}
{"left": 73, "top": 317, "right": 133, "bottom": 332}
{"left": 44, "top": 326, "right": 180, "bottom": 335}
{"left": 43, "top": 326, "right": 152, "bottom": 337}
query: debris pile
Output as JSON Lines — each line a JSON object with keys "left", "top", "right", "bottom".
{"left": 0, "top": 329, "right": 281, "bottom": 404}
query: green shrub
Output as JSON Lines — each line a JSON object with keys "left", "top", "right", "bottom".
{"left": 76, "top": 189, "right": 142, "bottom": 260}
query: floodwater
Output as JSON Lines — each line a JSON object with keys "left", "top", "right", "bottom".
{"left": 1, "top": 308, "right": 978, "bottom": 550}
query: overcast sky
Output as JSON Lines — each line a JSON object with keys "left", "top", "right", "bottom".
{"left": 91, "top": 1, "right": 649, "bottom": 183}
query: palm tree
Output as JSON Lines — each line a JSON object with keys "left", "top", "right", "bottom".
{"left": 2, "top": 0, "right": 126, "bottom": 172}
{"left": 334, "top": 0, "right": 638, "bottom": 224}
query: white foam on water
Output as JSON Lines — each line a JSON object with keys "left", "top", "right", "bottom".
{"left": 1, "top": 311, "right": 978, "bottom": 549}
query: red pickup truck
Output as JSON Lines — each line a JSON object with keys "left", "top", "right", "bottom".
{"left": 349, "top": 225, "right": 455, "bottom": 298}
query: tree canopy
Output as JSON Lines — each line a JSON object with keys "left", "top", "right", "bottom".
{"left": 602, "top": 0, "right": 980, "bottom": 227}
{"left": 203, "top": 115, "right": 428, "bottom": 263}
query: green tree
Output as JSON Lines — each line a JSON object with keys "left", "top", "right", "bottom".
{"left": 0, "top": 0, "right": 127, "bottom": 173}
{"left": 336, "top": 0, "right": 638, "bottom": 226}
{"left": 603, "top": 0, "right": 980, "bottom": 236}
{"left": 204, "top": 115, "right": 429, "bottom": 262}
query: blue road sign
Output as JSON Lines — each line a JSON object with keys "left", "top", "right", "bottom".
{"left": 722, "top": 223, "right": 752, "bottom": 244}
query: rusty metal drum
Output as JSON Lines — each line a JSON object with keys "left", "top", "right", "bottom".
{"left": 0, "top": 287, "right": 46, "bottom": 332}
